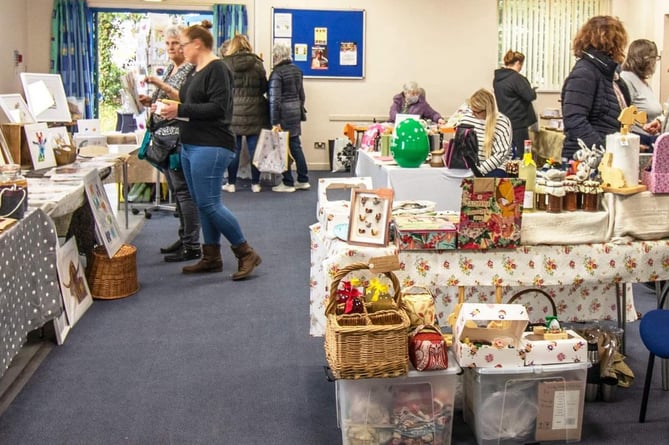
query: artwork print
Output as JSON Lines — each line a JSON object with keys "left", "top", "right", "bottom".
{"left": 347, "top": 188, "right": 393, "bottom": 246}
{"left": 19, "top": 73, "right": 72, "bottom": 122}
{"left": 54, "top": 236, "right": 93, "bottom": 344}
{"left": 0, "top": 94, "right": 35, "bottom": 124}
{"left": 83, "top": 169, "right": 123, "bottom": 258}
{"left": 23, "top": 122, "right": 57, "bottom": 169}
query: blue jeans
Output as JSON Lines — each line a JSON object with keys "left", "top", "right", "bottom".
{"left": 181, "top": 144, "right": 246, "bottom": 246}
{"left": 282, "top": 135, "right": 309, "bottom": 186}
{"left": 226, "top": 134, "right": 261, "bottom": 185}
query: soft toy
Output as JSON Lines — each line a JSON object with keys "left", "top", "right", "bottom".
{"left": 573, "top": 139, "right": 605, "bottom": 182}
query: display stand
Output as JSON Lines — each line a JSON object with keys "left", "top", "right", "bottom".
{"left": 130, "top": 167, "right": 175, "bottom": 219}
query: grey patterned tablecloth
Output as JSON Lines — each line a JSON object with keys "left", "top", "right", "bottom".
{"left": 0, "top": 209, "right": 62, "bottom": 378}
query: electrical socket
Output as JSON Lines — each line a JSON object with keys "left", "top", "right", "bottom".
{"left": 314, "top": 142, "right": 326, "bottom": 149}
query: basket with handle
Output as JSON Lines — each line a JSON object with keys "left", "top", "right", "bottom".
{"left": 324, "top": 262, "right": 410, "bottom": 379}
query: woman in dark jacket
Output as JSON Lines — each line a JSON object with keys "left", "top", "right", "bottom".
{"left": 221, "top": 34, "right": 270, "bottom": 193}
{"left": 561, "top": 15, "right": 630, "bottom": 160}
{"left": 493, "top": 50, "right": 537, "bottom": 156}
{"left": 268, "top": 43, "right": 309, "bottom": 193}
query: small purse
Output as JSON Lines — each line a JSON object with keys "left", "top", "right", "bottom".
{"left": 409, "top": 324, "right": 449, "bottom": 371}
{"left": 402, "top": 286, "right": 437, "bottom": 329}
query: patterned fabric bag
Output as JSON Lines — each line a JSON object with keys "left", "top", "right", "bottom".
{"left": 408, "top": 324, "right": 449, "bottom": 371}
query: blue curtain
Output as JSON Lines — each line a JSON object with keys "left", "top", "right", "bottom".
{"left": 50, "top": 0, "right": 95, "bottom": 119}
{"left": 213, "top": 4, "right": 248, "bottom": 49}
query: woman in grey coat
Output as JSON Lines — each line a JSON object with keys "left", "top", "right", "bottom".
{"left": 268, "top": 44, "right": 309, "bottom": 193}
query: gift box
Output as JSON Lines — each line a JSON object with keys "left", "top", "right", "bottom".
{"left": 458, "top": 178, "right": 525, "bottom": 249}
{"left": 520, "top": 329, "right": 587, "bottom": 365}
{"left": 642, "top": 132, "right": 669, "bottom": 193}
{"left": 394, "top": 215, "right": 457, "bottom": 251}
{"left": 317, "top": 177, "right": 373, "bottom": 237}
{"left": 453, "top": 303, "right": 529, "bottom": 368}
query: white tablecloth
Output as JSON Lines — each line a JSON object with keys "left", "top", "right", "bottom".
{"left": 355, "top": 150, "right": 471, "bottom": 211}
{"left": 309, "top": 223, "right": 652, "bottom": 337}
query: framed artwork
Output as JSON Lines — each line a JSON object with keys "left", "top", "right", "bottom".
{"left": 0, "top": 94, "right": 36, "bottom": 124}
{"left": 19, "top": 72, "right": 72, "bottom": 122}
{"left": 0, "top": 129, "right": 12, "bottom": 164}
{"left": 83, "top": 169, "right": 123, "bottom": 258}
{"left": 46, "top": 126, "right": 71, "bottom": 149}
{"left": 347, "top": 188, "right": 394, "bottom": 246}
{"left": 23, "top": 122, "right": 57, "bottom": 169}
{"left": 54, "top": 236, "right": 93, "bottom": 345}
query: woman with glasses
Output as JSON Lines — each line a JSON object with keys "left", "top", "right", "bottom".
{"left": 388, "top": 81, "right": 445, "bottom": 125}
{"left": 457, "top": 88, "right": 513, "bottom": 177}
{"left": 159, "top": 20, "right": 261, "bottom": 280}
{"left": 621, "top": 39, "right": 663, "bottom": 148}
{"left": 493, "top": 50, "right": 538, "bottom": 157}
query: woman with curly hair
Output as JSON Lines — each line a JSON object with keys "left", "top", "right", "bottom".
{"left": 561, "top": 15, "right": 630, "bottom": 160}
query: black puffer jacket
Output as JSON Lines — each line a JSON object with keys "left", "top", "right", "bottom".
{"left": 493, "top": 68, "right": 537, "bottom": 129}
{"left": 222, "top": 51, "right": 270, "bottom": 136}
{"left": 269, "top": 59, "right": 305, "bottom": 137}
{"left": 561, "top": 48, "right": 630, "bottom": 159}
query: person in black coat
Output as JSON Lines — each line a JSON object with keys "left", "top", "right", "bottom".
{"left": 493, "top": 50, "right": 537, "bottom": 157}
{"left": 268, "top": 43, "right": 309, "bottom": 193}
{"left": 561, "top": 15, "right": 630, "bottom": 160}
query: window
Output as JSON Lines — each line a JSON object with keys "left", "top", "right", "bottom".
{"left": 498, "top": 0, "right": 611, "bottom": 91}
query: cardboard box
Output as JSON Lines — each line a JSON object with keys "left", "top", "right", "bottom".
{"left": 317, "top": 177, "right": 372, "bottom": 237}
{"left": 462, "top": 362, "right": 587, "bottom": 445}
{"left": 458, "top": 178, "right": 525, "bottom": 249}
{"left": 337, "top": 354, "right": 459, "bottom": 445}
{"left": 521, "top": 329, "right": 588, "bottom": 365}
{"left": 453, "top": 303, "right": 529, "bottom": 368}
{"left": 394, "top": 215, "right": 457, "bottom": 251}
{"left": 535, "top": 380, "right": 585, "bottom": 442}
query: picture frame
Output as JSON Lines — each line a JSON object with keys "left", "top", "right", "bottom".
{"left": 19, "top": 72, "right": 72, "bottom": 122}
{"left": 347, "top": 188, "right": 394, "bottom": 246}
{"left": 23, "top": 122, "right": 57, "bottom": 169}
{"left": 0, "top": 129, "right": 12, "bottom": 164}
{"left": 0, "top": 93, "right": 35, "bottom": 124}
{"left": 54, "top": 236, "right": 93, "bottom": 345}
{"left": 83, "top": 169, "right": 123, "bottom": 258}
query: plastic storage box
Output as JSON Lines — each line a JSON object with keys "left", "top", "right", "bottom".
{"left": 463, "top": 362, "right": 587, "bottom": 445}
{"left": 336, "top": 356, "right": 459, "bottom": 445}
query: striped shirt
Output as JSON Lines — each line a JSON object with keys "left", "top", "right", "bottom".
{"left": 458, "top": 111, "right": 513, "bottom": 175}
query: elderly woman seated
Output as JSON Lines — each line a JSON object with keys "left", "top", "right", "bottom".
{"left": 388, "top": 81, "right": 445, "bottom": 125}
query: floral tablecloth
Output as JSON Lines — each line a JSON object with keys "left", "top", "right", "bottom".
{"left": 308, "top": 223, "right": 663, "bottom": 336}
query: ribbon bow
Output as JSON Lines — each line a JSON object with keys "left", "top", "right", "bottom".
{"left": 338, "top": 279, "right": 363, "bottom": 314}
{"left": 366, "top": 277, "right": 389, "bottom": 302}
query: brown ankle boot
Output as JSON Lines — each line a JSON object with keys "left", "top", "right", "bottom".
{"left": 182, "top": 244, "right": 223, "bottom": 274}
{"left": 231, "top": 242, "right": 261, "bottom": 280}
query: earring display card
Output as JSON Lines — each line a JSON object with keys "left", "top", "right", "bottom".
{"left": 347, "top": 188, "right": 393, "bottom": 246}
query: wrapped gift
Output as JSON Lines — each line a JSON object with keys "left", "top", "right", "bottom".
{"left": 453, "top": 303, "right": 529, "bottom": 368}
{"left": 458, "top": 178, "right": 525, "bottom": 249}
{"left": 394, "top": 215, "right": 457, "bottom": 251}
{"left": 402, "top": 287, "right": 437, "bottom": 328}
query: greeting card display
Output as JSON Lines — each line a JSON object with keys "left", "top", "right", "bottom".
{"left": 347, "top": 188, "right": 393, "bottom": 246}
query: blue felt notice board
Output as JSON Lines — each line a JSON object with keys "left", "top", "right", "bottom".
{"left": 272, "top": 8, "right": 366, "bottom": 79}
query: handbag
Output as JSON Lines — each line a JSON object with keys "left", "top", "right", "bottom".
{"left": 253, "top": 128, "right": 290, "bottom": 174}
{"left": 138, "top": 116, "right": 180, "bottom": 169}
{"left": 408, "top": 324, "right": 449, "bottom": 371}
{"left": 0, "top": 187, "right": 27, "bottom": 220}
{"left": 301, "top": 106, "right": 307, "bottom": 122}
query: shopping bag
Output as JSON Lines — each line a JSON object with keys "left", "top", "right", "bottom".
{"left": 253, "top": 128, "right": 289, "bottom": 174}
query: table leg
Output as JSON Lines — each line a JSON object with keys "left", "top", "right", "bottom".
{"left": 615, "top": 282, "right": 626, "bottom": 354}
{"left": 123, "top": 159, "right": 129, "bottom": 230}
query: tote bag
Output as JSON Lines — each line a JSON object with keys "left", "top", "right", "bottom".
{"left": 253, "top": 128, "right": 290, "bottom": 174}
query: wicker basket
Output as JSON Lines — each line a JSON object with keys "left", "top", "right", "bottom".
{"left": 324, "top": 262, "right": 410, "bottom": 379}
{"left": 86, "top": 244, "right": 139, "bottom": 299}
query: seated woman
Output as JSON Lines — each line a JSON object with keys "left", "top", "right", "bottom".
{"left": 456, "top": 88, "right": 513, "bottom": 177}
{"left": 388, "top": 81, "right": 445, "bottom": 124}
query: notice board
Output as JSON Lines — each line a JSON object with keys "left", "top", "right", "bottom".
{"left": 272, "top": 8, "right": 366, "bottom": 79}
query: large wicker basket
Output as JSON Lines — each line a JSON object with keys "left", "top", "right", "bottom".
{"left": 86, "top": 244, "right": 139, "bottom": 299}
{"left": 324, "top": 262, "right": 410, "bottom": 379}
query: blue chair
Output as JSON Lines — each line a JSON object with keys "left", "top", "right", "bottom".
{"left": 639, "top": 283, "right": 669, "bottom": 422}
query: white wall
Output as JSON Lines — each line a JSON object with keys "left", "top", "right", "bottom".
{"left": 9, "top": 0, "right": 667, "bottom": 169}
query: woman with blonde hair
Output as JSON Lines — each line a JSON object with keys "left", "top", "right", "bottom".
{"left": 221, "top": 33, "right": 270, "bottom": 193}
{"left": 456, "top": 88, "right": 513, "bottom": 177}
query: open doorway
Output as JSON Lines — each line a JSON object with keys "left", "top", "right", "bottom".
{"left": 93, "top": 10, "right": 213, "bottom": 132}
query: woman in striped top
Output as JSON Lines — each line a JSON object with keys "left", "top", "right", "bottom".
{"left": 457, "top": 88, "right": 513, "bottom": 177}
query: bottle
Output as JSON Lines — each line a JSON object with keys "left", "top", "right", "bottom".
{"left": 517, "top": 140, "right": 536, "bottom": 211}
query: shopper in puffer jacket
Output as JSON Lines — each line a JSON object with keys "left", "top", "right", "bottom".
{"left": 268, "top": 43, "right": 309, "bottom": 193}
{"left": 561, "top": 16, "right": 630, "bottom": 160}
{"left": 221, "top": 34, "right": 270, "bottom": 193}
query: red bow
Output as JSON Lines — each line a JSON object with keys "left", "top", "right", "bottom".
{"left": 339, "top": 281, "right": 362, "bottom": 314}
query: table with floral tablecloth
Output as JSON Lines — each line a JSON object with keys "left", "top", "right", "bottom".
{"left": 308, "top": 223, "right": 669, "bottom": 336}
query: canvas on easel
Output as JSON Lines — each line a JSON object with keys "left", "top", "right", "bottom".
{"left": 54, "top": 236, "right": 93, "bottom": 345}
{"left": 83, "top": 169, "right": 123, "bottom": 258}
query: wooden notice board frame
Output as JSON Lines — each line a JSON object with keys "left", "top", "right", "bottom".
{"left": 272, "top": 8, "right": 365, "bottom": 79}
